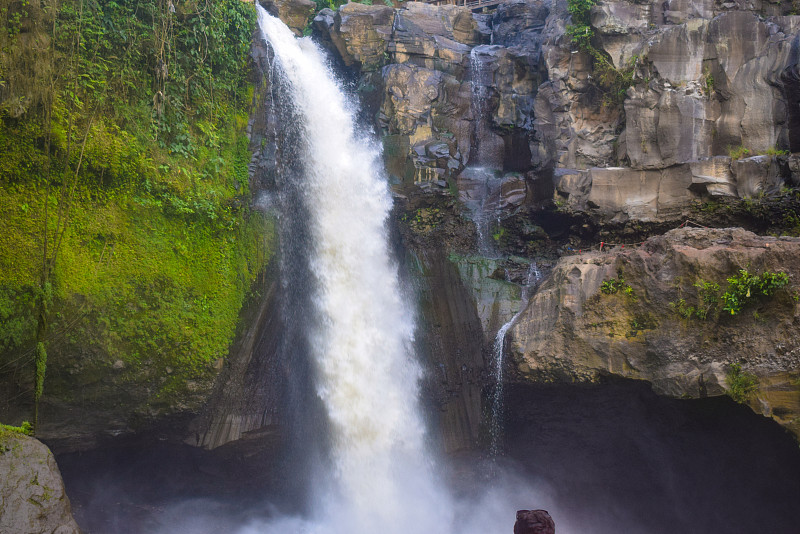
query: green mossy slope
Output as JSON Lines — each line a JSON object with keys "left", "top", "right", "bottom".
{"left": 0, "top": 0, "right": 274, "bottom": 429}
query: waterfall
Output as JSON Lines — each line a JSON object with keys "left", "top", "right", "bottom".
{"left": 254, "top": 7, "right": 449, "bottom": 533}
{"left": 488, "top": 263, "right": 542, "bottom": 458}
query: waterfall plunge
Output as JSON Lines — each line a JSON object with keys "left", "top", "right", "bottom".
{"left": 252, "top": 7, "right": 451, "bottom": 534}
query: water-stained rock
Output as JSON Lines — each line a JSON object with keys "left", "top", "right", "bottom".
{"left": 731, "top": 155, "right": 788, "bottom": 198}
{"left": 492, "top": 0, "right": 550, "bottom": 50}
{"left": 624, "top": 82, "right": 718, "bottom": 170}
{"left": 590, "top": 1, "right": 650, "bottom": 36}
{"left": 689, "top": 156, "right": 737, "bottom": 197}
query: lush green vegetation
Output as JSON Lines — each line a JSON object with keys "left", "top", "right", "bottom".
{"left": 728, "top": 146, "right": 751, "bottom": 160}
{"left": 728, "top": 145, "right": 789, "bottom": 160}
{"left": 721, "top": 269, "right": 789, "bottom": 315}
{"left": 725, "top": 363, "right": 758, "bottom": 403}
{"left": 626, "top": 312, "right": 656, "bottom": 338}
{"left": 600, "top": 270, "right": 635, "bottom": 298}
{"left": 0, "top": 0, "right": 273, "bottom": 426}
{"left": 670, "top": 271, "right": 790, "bottom": 320}
{"left": 670, "top": 279, "right": 720, "bottom": 320}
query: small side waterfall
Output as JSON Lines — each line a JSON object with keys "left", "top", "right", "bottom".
{"left": 461, "top": 47, "right": 504, "bottom": 257}
{"left": 470, "top": 46, "right": 494, "bottom": 166}
{"left": 488, "top": 263, "right": 542, "bottom": 458}
{"left": 255, "top": 7, "right": 449, "bottom": 534}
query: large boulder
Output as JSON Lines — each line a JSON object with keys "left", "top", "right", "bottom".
{"left": 553, "top": 155, "right": 791, "bottom": 222}
{"left": 585, "top": 165, "right": 694, "bottom": 222}
{"left": 390, "top": 2, "right": 481, "bottom": 75}
{"left": 0, "top": 430, "right": 80, "bottom": 534}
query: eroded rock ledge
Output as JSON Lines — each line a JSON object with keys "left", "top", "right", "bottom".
{"left": 510, "top": 227, "right": 800, "bottom": 437}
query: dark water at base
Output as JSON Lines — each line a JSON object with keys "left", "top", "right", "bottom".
{"left": 56, "top": 431, "right": 293, "bottom": 534}
{"left": 56, "top": 380, "right": 800, "bottom": 534}
{"left": 495, "top": 381, "right": 800, "bottom": 534}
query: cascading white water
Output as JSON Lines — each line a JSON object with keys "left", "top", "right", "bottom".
{"left": 254, "top": 7, "right": 449, "bottom": 533}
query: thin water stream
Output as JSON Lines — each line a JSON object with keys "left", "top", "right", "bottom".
{"left": 489, "top": 263, "right": 542, "bottom": 458}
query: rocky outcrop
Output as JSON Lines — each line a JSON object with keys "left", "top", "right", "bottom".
{"left": 510, "top": 227, "right": 800, "bottom": 437}
{"left": 283, "top": 0, "right": 800, "bottom": 448}
{"left": 314, "top": 3, "right": 394, "bottom": 71}
{"left": 259, "top": 0, "right": 315, "bottom": 36}
{"left": 0, "top": 430, "right": 80, "bottom": 534}
{"left": 619, "top": 12, "right": 793, "bottom": 167}
{"left": 541, "top": 3, "right": 800, "bottom": 221}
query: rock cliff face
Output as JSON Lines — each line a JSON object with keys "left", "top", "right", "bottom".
{"left": 313, "top": 0, "right": 800, "bottom": 223}
{"left": 0, "top": 430, "right": 80, "bottom": 534}
{"left": 309, "top": 0, "right": 800, "bottom": 440}
{"left": 511, "top": 227, "right": 800, "bottom": 436}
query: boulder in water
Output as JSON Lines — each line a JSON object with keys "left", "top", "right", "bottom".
{"left": 514, "top": 509, "right": 555, "bottom": 534}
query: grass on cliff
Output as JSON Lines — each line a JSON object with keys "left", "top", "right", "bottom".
{"left": 0, "top": 125, "right": 274, "bottom": 402}
{"left": 0, "top": 421, "right": 33, "bottom": 436}
{"left": 726, "top": 363, "right": 758, "bottom": 404}
{"left": 669, "top": 270, "right": 790, "bottom": 321}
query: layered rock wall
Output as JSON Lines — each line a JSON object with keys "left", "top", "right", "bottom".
{"left": 313, "top": 0, "right": 800, "bottom": 225}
